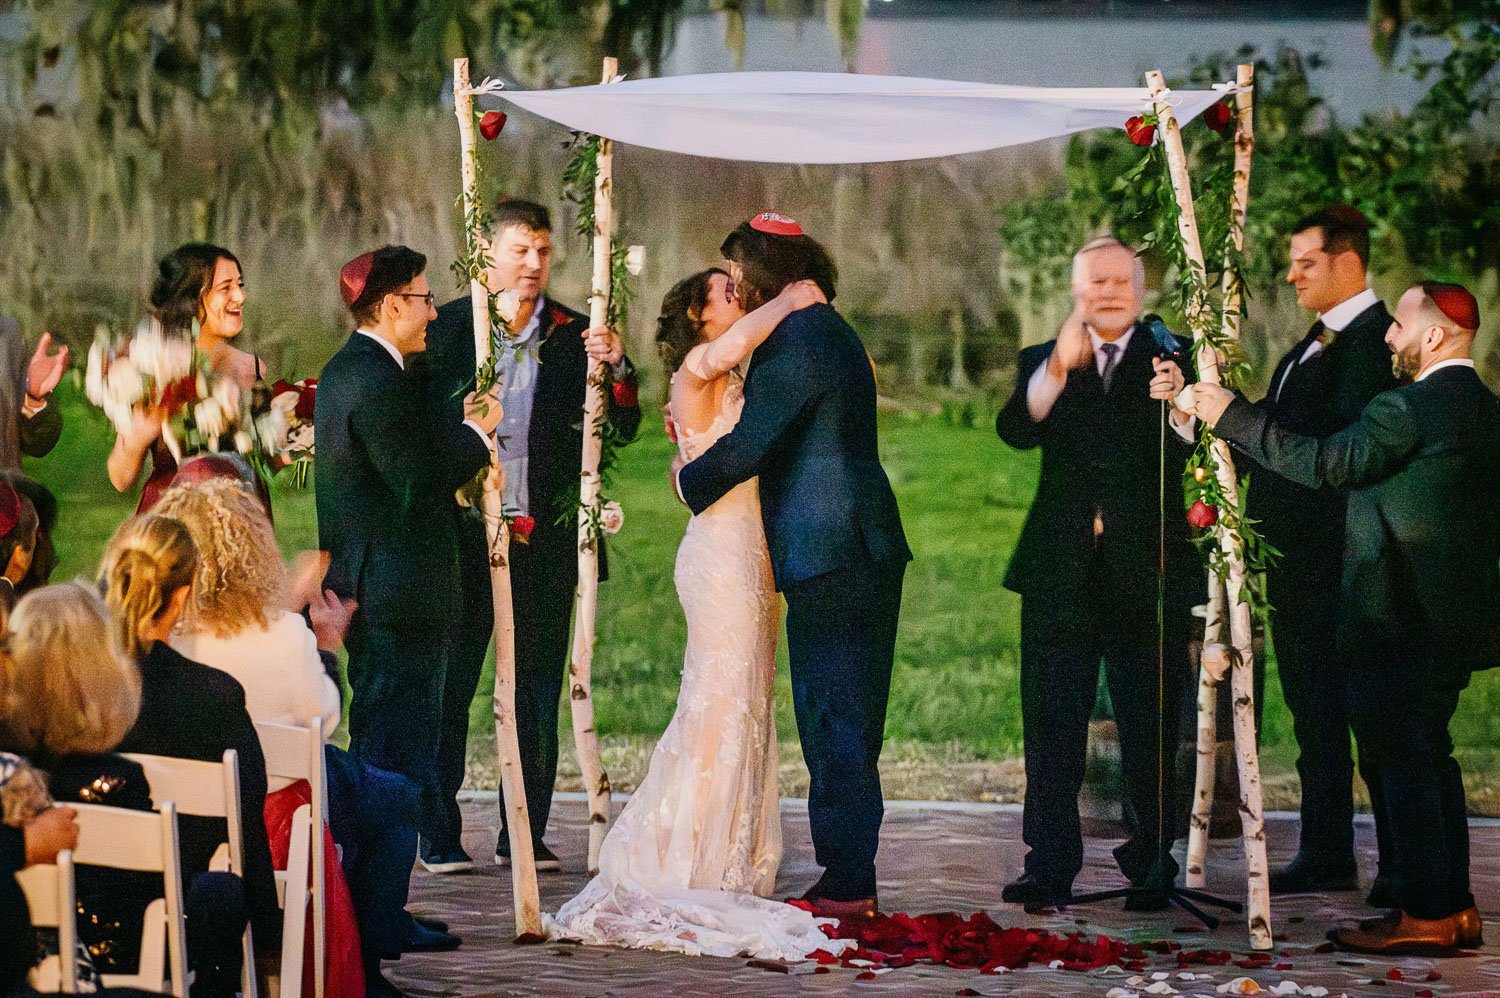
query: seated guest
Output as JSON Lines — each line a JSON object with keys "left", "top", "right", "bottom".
{"left": 154, "top": 478, "right": 453, "bottom": 998}
{"left": 0, "top": 582, "right": 249, "bottom": 995}
{"left": 0, "top": 481, "right": 36, "bottom": 628}
{"left": 1, "top": 784, "right": 83, "bottom": 996}
{"left": 2, "top": 474, "right": 56, "bottom": 596}
{"left": 98, "top": 517, "right": 281, "bottom": 995}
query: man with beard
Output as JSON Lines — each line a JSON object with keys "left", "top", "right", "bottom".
{"left": 1190, "top": 282, "right": 1498, "bottom": 956}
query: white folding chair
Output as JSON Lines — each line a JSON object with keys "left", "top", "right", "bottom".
{"left": 17, "top": 848, "right": 78, "bottom": 993}
{"left": 72, "top": 800, "right": 190, "bottom": 997}
{"left": 254, "top": 720, "right": 328, "bottom": 998}
{"left": 125, "top": 750, "right": 259, "bottom": 998}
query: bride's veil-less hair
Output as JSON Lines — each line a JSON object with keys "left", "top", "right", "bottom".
{"left": 150, "top": 242, "right": 241, "bottom": 336}
{"left": 655, "top": 268, "right": 728, "bottom": 379}
{"left": 719, "top": 224, "right": 837, "bottom": 312}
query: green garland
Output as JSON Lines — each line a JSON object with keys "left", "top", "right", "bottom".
{"left": 1127, "top": 106, "right": 1279, "bottom": 609}
{"left": 451, "top": 105, "right": 512, "bottom": 396}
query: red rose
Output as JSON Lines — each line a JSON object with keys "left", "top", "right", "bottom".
{"left": 272, "top": 379, "right": 295, "bottom": 396}
{"left": 1187, "top": 499, "right": 1219, "bottom": 528}
{"left": 611, "top": 379, "right": 638, "bottom": 408}
{"left": 1125, "top": 114, "right": 1156, "bottom": 146}
{"left": 479, "top": 110, "right": 506, "bottom": 141}
{"left": 549, "top": 306, "right": 571, "bottom": 329}
{"left": 510, "top": 514, "right": 535, "bottom": 541}
{"left": 1203, "top": 101, "right": 1233, "bottom": 133}
{"left": 159, "top": 374, "right": 199, "bottom": 412}
{"left": 294, "top": 383, "right": 317, "bottom": 421}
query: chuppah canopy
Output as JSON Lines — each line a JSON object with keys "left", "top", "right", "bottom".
{"left": 488, "top": 71, "right": 1228, "bottom": 163}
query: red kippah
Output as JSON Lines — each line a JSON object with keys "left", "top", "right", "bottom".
{"left": 749, "top": 211, "right": 804, "bottom": 236}
{"left": 0, "top": 481, "right": 19, "bottom": 539}
{"left": 1429, "top": 283, "right": 1481, "bottom": 331}
{"left": 340, "top": 252, "right": 376, "bottom": 307}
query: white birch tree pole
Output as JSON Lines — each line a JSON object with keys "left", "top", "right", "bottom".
{"left": 568, "top": 56, "right": 620, "bottom": 875}
{"left": 1147, "top": 67, "right": 1272, "bottom": 950}
{"left": 1186, "top": 64, "right": 1259, "bottom": 893}
{"left": 453, "top": 57, "right": 543, "bottom": 941}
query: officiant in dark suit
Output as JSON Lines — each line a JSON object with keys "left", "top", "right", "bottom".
{"left": 315, "top": 246, "right": 502, "bottom": 906}
{"left": 417, "top": 200, "right": 642, "bottom": 873}
{"left": 1193, "top": 281, "right": 1497, "bottom": 956}
{"left": 1247, "top": 205, "right": 1397, "bottom": 896}
{"left": 996, "top": 236, "right": 1200, "bottom": 912}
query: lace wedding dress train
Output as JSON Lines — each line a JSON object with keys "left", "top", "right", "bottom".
{"left": 546, "top": 373, "right": 848, "bottom": 961}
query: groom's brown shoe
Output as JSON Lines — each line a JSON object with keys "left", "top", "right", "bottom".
{"left": 1355, "top": 906, "right": 1483, "bottom": 947}
{"left": 1330, "top": 910, "right": 1460, "bottom": 957}
{"left": 792, "top": 893, "right": 879, "bottom": 919}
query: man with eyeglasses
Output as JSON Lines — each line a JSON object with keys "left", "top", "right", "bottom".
{"left": 315, "top": 245, "right": 502, "bottom": 992}
{"left": 418, "top": 200, "right": 642, "bottom": 874}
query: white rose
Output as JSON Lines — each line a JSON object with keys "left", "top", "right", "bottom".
{"left": 495, "top": 288, "right": 521, "bottom": 326}
{"left": 624, "top": 245, "right": 645, "bottom": 276}
{"left": 233, "top": 430, "right": 253, "bottom": 454}
{"left": 195, "top": 397, "right": 226, "bottom": 439}
{"left": 600, "top": 499, "right": 624, "bottom": 535}
{"left": 106, "top": 358, "right": 144, "bottom": 407}
{"left": 85, "top": 340, "right": 107, "bottom": 404}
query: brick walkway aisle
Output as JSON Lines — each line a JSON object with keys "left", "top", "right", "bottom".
{"left": 393, "top": 795, "right": 1500, "bottom": 997}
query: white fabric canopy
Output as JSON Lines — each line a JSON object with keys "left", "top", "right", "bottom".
{"left": 491, "top": 71, "right": 1226, "bottom": 164}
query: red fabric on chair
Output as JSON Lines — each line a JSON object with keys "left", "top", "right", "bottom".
{"left": 264, "top": 780, "right": 365, "bottom": 998}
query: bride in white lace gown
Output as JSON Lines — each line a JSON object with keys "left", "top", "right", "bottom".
{"left": 546, "top": 272, "right": 848, "bottom": 961}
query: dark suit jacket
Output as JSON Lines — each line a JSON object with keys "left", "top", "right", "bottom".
{"left": 1245, "top": 300, "right": 1396, "bottom": 570}
{"left": 677, "top": 302, "right": 911, "bottom": 590}
{"left": 314, "top": 332, "right": 491, "bottom": 625}
{"left": 114, "top": 641, "right": 280, "bottom": 943}
{"left": 996, "top": 322, "right": 1199, "bottom": 611}
{"left": 18, "top": 402, "right": 61, "bottom": 460}
{"left": 1, "top": 823, "right": 29, "bottom": 991}
{"left": 420, "top": 296, "right": 641, "bottom": 593}
{"left": 1217, "top": 364, "right": 1500, "bottom": 682}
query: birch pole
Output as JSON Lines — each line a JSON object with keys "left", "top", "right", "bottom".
{"left": 1147, "top": 67, "right": 1272, "bottom": 950}
{"left": 453, "top": 57, "right": 542, "bottom": 942}
{"left": 1186, "top": 64, "right": 1258, "bottom": 892}
{"left": 568, "top": 56, "right": 619, "bottom": 875}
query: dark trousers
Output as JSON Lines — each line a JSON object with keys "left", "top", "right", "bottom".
{"left": 345, "top": 614, "right": 448, "bottom": 821}
{"left": 183, "top": 871, "right": 247, "bottom": 998}
{"left": 785, "top": 558, "right": 906, "bottom": 901}
{"left": 1019, "top": 583, "right": 1192, "bottom": 887}
{"left": 1267, "top": 561, "right": 1359, "bottom": 866}
{"left": 1348, "top": 672, "right": 1472, "bottom": 920}
{"left": 324, "top": 746, "right": 422, "bottom": 957}
{"left": 427, "top": 516, "right": 577, "bottom": 851}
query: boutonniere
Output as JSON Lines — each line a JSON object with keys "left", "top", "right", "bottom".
{"left": 547, "top": 305, "right": 571, "bottom": 330}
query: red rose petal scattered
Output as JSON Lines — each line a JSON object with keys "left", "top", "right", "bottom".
{"left": 957, "top": 991, "right": 981, "bottom": 996}
{"left": 1315, "top": 942, "right": 1337, "bottom": 953}
{"left": 1416, "top": 990, "right": 1433, "bottom": 997}
{"left": 479, "top": 110, "right": 506, "bottom": 140}
{"left": 1386, "top": 968, "right": 1404, "bottom": 980}
{"left": 855, "top": 971, "right": 877, "bottom": 980}
{"left": 809, "top": 949, "right": 839, "bottom": 965}
{"left": 1426, "top": 970, "right": 1442, "bottom": 981}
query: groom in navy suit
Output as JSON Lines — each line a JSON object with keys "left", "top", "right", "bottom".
{"left": 674, "top": 212, "right": 911, "bottom": 916}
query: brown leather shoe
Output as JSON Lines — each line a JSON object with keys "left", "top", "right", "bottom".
{"left": 1330, "top": 911, "right": 1460, "bottom": 957}
{"left": 793, "top": 894, "right": 879, "bottom": 919}
{"left": 1455, "top": 906, "right": 1484, "bottom": 947}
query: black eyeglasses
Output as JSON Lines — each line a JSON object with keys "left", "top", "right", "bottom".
{"left": 397, "top": 292, "right": 435, "bottom": 306}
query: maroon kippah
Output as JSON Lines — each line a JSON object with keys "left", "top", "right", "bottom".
{"left": 340, "top": 252, "right": 375, "bottom": 307}
{"left": 1429, "top": 283, "right": 1481, "bottom": 331}
{"left": 0, "top": 481, "right": 18, "bottom": 539}
{"left": 749, "top": 211, "right": 804, "bottom": 236}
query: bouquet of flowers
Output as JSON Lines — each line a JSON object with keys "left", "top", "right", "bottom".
{"left": 263, "top": 378, "right": 317, "bottom": 488}
{"left": 85, "top": 320, "right": 248, "bottom": 462}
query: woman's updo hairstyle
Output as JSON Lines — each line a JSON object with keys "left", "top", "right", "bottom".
{"left": 99, "top": 514, "right": 198, "bottom": 658}
{"left": 655, "top": 268, "right": 727, "bottom": 377}
{"left": 150, "top": 243, "right": 240, "bottom": 336}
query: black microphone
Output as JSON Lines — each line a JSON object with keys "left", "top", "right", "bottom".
{"left": 1140, "top": 313, "right": 1183, "bottom": 362}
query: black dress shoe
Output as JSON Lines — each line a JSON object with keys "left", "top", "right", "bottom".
{"left": 495, "top": 837, "right": 561, "bottom": 871}
{"left": 411, "top": 913, "right": 448, "bottom": 933}
{"left": 1268, "top": 854, "right": 1358, "bottom": 893}
{"left": 401, "top": 921, "right": 461, "bottom": 953}
{"left": 1002, "top": 873, "right": 1073, "bottom": 911}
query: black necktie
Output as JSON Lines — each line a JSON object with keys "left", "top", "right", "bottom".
{"left": 1098, "top": 342, "right": 1121, "bottom": 392}
{"left": 1275, "top": 321, "right": 1325, "bottom": 401}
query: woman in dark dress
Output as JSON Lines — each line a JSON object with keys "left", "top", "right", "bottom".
{"left": 106, "top": 244, "right": 270, "bottom": 514}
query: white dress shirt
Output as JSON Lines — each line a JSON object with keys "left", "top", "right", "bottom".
{"left": 1274, "top": 288, "right": 1382, "bottom": 401}
{"left": 1417, "top": 357, "right": 1475, "bottom": 382}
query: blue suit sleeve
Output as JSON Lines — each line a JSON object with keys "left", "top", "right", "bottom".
{"left": 678, "top": 333, "right": 818, "bottom": 516}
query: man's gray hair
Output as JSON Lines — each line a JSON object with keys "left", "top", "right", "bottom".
{"left": 1071, "top": 235, "right": 1146, "bottom": 290}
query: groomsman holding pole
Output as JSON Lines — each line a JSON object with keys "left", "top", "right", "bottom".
{"left": 1191, "top": 282, "right": 1497, "bottom": 956}
{"left": 418, "top": 200, "right": 642, "bottom": 873}
{"left": 1247, "top": 205, "right": 1397, "bottom": 897}
{"left": 315, "top": 247, "right": 502, "bottom": 978}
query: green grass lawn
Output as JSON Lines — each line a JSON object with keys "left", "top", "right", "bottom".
{"left": 30, "top": 382, "right": 1500, "bottom": 780}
